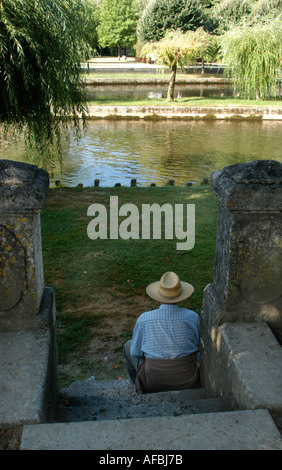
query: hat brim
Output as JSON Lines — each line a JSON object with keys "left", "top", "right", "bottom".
{"left": 146, "top": 280, "right": 194, "bottom": 303}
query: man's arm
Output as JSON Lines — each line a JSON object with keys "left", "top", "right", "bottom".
{"left": 130, "top": 321, "right": 144, "bottom": 358}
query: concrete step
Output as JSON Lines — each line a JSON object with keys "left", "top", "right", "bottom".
{"left": 55, "top": 379, "right": 223, "bottom": 422}
{"left": 21, "top": 409, "right": 282, "bottom": 450}
{"left": 59, "top": 378, "right": 207, "bottom": 399}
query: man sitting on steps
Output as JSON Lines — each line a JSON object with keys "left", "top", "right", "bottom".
{"left": 123, "top": 271, "right": 200, "bottom": 394}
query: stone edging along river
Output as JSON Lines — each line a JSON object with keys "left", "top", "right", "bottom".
{"left": 82, "top": 76, "right": 282, "bottom": 121}
{"left": 82, "top": 77, "right": 231, "bottom": 85}
{"left": 86, "top": 105, "right": 282, "bottom": 121}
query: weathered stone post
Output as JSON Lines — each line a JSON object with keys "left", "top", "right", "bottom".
{"left": 0, "top": 160, "right": 58, "bottom": 425}
{"left": 200, "top": 160, "right": 282, "bottom": 404}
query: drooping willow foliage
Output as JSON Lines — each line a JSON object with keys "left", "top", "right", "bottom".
{"left": 0, "top": 0, "right": 96, "bottom": 168}
{"left": 220, "top": 19, "right": 281, "bottom": 99}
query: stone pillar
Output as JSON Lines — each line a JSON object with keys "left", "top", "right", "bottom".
{"left": 200, "top": 160, "right": 282, "bottom": 394}
{"left": 0, "top": 160, "right": 58, "bottom": 425}
{"left": 0, "top": 159, "right": 49, "bottom": 329}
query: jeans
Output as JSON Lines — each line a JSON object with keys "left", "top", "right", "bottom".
{"left": 123, "top": 340, "right": 145, "bottom": 385}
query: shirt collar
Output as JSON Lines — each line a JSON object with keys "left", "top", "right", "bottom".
{"left": 159, "top": 303, "right": 179, "bottom": 310}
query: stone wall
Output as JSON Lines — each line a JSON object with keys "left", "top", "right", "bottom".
{"left": 202, "top": 159, "right": 282, "bottom": 342}
{"left": 200, "top": 160, "right": 282, "bottom": 423}
{"left": 0, "top": 160, "right": 58, "bottom": 425}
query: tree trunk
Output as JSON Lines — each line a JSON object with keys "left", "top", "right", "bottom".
{"left": 201, "top": 58, "right": 205, "bottom": 75}
{"left": 167, "top": 66, "right": 177, "bottom": 102}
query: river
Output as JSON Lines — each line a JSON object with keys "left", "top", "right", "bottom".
{"left": 85, "top": 83, "right": 234, "bottom": 100}
{"left": 0, "top": 119, "right": 281, "bottom": 187}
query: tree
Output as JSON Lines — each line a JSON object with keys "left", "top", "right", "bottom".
{"left": 97, "top": 0, "right": 138, "bottom": 57}
{"left": 210, "top": 0, "right": 282, "bottom": 34}
{"left": 252, "top": 0, "right": 282, "bottom": 22}
{"left": 83, "top": 0, "right": 100, "bottom": 51}
{"left": 210, "top": 0, "right": 253, "bottom": 34}
{"left": 132, "top": 0, "right": 150, "bottom": 15}
{"left": 137, "top": 0, "right": 208, "bottom": 45}
{"left": 141, "top": 28, "right": 214, "bottom": 101}
{"left": 220, "top": 19, "right": 282, "bottom": 99}
{"left": 0, "top": 0, "right": 96, "bottom": 168}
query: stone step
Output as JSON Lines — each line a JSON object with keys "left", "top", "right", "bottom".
{"left": 55, "top": 379, "right": 223, "bottom": 422}
{"left": 59, "top": 378, "right": 208, "bottom": 399}
{"left": 21, "top": 409, "right": 282, "bottom": 450}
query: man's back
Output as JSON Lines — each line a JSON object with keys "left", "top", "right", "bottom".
{"left": 124, "top": 271, "right": 201, "bottom": 392}
{"left": 130, "top": 303, "right": 200, "bottom": 359}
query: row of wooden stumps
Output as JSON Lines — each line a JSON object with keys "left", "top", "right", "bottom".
{"left": 54, "top": 177, "right": 209, "bottom": 188}
{"left": 95, "top": 178, "right": 210, "bottom": 187}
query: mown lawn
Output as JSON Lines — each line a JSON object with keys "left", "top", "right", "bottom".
{"left": 86, "top": 95, "right": 281, "bottom": 108}
{"left": 41, "top": 185, "right": 218, "bottom": 387}
{"left": 81, "top": 71, "right": 219, "bottom": 80}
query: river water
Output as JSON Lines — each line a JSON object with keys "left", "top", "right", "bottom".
{"left": 85, "top": 83, "right": 234, "bottom": 100}
{"left": 0, "top": 119, "right": 281, "bottom": 187}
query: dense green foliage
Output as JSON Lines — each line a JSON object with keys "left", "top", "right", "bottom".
{"left": 211, "top": 0, "right": 282, "bottom": 33}
{"left": 0, "top": 0, "right": 96, "bottom": 167}
{"left": 83, "top": 0, "right": 100, "bottom": 51}
{"left": 210, "top": 0, "right": 253, "bottom": 33}
{"left": 252, "top": 0, "right": 282, "bottom": 21}
{"left": 137, "top": 0, "right": 208, "bottom": 44}
{"left": 97, "top": 0, "right": 138, "bottom": 56}
{"left": 221, "top": 18, "right": 282, "bottom": 99}
{"left": 134, "top": 0, "right": 281, "bottom": 100}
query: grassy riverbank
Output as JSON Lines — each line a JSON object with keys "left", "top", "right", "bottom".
{"left": 81, "top": 69, "right": 281, "bottom": 108}
{"left": 81, "top": 71, "right": 220, "bottom": 80}
{"left": 86, "top": 96, "right": 281, "bottom": 108}
{"left": 41, "top": 185, "right": 218, "bottom": 387}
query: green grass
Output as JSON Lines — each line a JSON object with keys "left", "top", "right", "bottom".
{"left": 41, "top": 185, "right": 218, "bottom": 386}
{"left": 81, "top": 70, "right": 281, "bottom": 108}
{"left": 81, "top": 72, "right": 219, "bottom": 80}
{"left": 86, "top": 96, "right": 281, "bottom": 108}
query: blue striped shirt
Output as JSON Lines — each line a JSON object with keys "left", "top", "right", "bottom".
{"left": 130, "top": 304, "right": 200, "bottom": 359}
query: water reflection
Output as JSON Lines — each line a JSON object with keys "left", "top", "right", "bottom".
{"left": 85, "top": 83, "right": 234, "bottom": 100}
{"left": 0, "top": 120, "right": 281, "bottom": 187}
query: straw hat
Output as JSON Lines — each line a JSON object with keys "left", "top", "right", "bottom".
{"left": 146, "top": 271, "right": 194, "bottom": 303}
